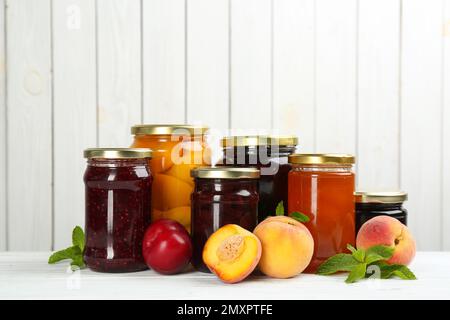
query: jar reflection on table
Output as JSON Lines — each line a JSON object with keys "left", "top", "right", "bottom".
{"left": 190, "top": 167, "right": 260, "bottom": 273}
{"left": 221, "top": 135, "right": 298, "bottom": 222}
{"left": 83, "top": 148, "right": 152, "bottom": 273}
{"left": 130, "top": 124, "right": 210, "bottom": 232}
{"left": 355, "top": 191, "right": 408, "bottom": 234}
{"left": 288, "top": 154, "right": 356, "bottom": 273}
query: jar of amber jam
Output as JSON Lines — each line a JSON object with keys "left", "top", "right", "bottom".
{"left": 355, "top": 191, "right": 408, "bottom": 234}
{"left": 191, "top": 167, "right": 260, "bottom": 272}
{"left": 288, "top": 154, "right": 355, "bottom": 273}
{"left": 130, "top": 124, "right": 210, "bottom": 232}
{"left": 83, "top": 148, "right": 152, "bottom": 273}
{"left": 221, "top": 135, "right": 298, "bottom": 222}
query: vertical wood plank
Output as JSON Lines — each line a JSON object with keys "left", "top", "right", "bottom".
{"left": 230, "top": 0, "right": 272, "bottom": 131}
{"left": 357, "top": 0, "right": 400, "bottom": 189}
{"left": 186, "top": 0, "right": 229, "bottom": 132}
{"left": 143, "top": 0, "right": 185, "bottom": 123}
{"left": 315, "top": 0, "right": 357, "bottom": 154}
{"left": 443, "top": 0, "right": 450, "bottom": 250}
{"left": 273, "top": 0, "right": 315, "bottom": 152}
{"left": 53, "top": 0, "right": 97, "bottom": 249}
{"left": 401, "top": 0, "right": 443, "bottom": 250}
{"left": 0, "top": 0, "right": 6, "bottom": 250}
{"left": 6, "top": 0, "right": 52, "bottom": 250}
{"left": 97, "top": 0, "right": 142, "bottom": 146}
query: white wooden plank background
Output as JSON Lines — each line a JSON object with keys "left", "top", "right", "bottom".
{"left": 97, "top": 0, "right": 142, "bottom": 146}
{"left": 444, "top": 0, "right": 450, "bottom": 251}
{"left": 0, "top": 0, "right": 6, "bottom": 251}
{"left": 401, "top": 0, "right": 444, "bottom": 251}
{"left": 357, "top": 0, "right": 400, "bottom": 189}
{"left": 53, "top": 0, "right": 97, "bottom": 249}
{"left": 0, "top": 0, "right": 449, "bottom": 251}
{"left": 6, "top": 0, "right": 53, "bottom": 250}
{"left": 315, "top": 0, "right": 357, "bottom": 154}
{"left": 143, "top": 0, "right": 186, "bottom": 124}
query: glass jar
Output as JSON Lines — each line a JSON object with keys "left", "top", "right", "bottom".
{"left": 288, "top": 154, "right": 355, "bottom": 273}
{"left": 130, "top": 124, "right": 210, "bottom": 231}
{"left": 221, "top": 135, "right": 298, "bottom": 222}
{"left": 83, "top": 148, "right": 152, "bottom": 273}
{"left": 355, "top": 191, "right": 408, "bottom": 234}
{"left": 191, "top": 167, "right": 260, "bottom": 272}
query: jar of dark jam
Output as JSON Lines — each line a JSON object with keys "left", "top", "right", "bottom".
{"left": 191, "top": 167, "right": 260, "bottom": 272}
{"left": 83, "top": 148, "right": 152, "bottom": 273}
{"left": 221, "top": 135, "right": 297, "bottom": 222}
{"left": 355, "top": 191, "right": 408, "bottom": 234}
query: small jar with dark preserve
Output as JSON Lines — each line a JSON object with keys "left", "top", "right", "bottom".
{"left": 83, "top": 148, "right": 152, "bottom": 273}
{"left": 355, "top": 191, "right": 408, "bottom": 234}
{"left": 221, "top": 135, "right": 298, "bottom": 222}
{"left": 191, "top": 167, "right": 260, "bottom": 272}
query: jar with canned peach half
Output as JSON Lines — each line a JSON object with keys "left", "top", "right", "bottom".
{"left": 130, "top": 124, "right": 211, "bottom": 231}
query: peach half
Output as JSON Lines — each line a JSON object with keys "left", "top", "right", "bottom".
{"left": 253, "top": 216, "right": 314, "bottom": 279}
{"left": 203, "top": 224, "right": 262, "bottom": 284}
{"left": 356, "top": 215, "right": 416, "bottom": 265}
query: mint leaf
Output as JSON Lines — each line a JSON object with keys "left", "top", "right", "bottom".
{"left": 345, "top": 263, "right": 367, "bottom": 284}
{"left": 365, "top": 245, "right": 395, "bottom": 264}
{"left": 48, "top": 246, "right": 81, "bottom": 264}
{"left": 71, "top": 255, "right": 86, "bottom": 271}
{"left": 275, "top": 201, "right": 285, "bottom": 216}
{"left": 317, "top": 254, "right": 360, "bottom": 275}
{"left": 72, "top": 226, "right": 85, "bottom": 252}
{"left": 290, "top": 212, "right": 310, "bottom": 223}
{"left": 347, "top": 244, "right": 357, "bottom": 254}
{"left": 373, "top": 262, "right": 416, "bottom": 280}
{"left": 352, "top": 249, "right": 366, "bottom": 263}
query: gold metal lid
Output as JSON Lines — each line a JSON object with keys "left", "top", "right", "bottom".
{"left": 131, "top": 124, "right": 209, "bottom": 136}
{"left": 221, "top": 135, "right": 298, "bottom": 147}
{"left": 355, "top": 191, "right": 408, "bottom": 204}
{"left": 84, "top": 148, "right": 152, "bottom": 159}
{"left": 288, "top": 153, "right": 355, "bottom": 165}
{"left": 191, "top": 167, "right": 260, "bottom": 179}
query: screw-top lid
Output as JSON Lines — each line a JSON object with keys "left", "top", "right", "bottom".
{"left": 84, "top": 148, "right": 152, "bottom": 159}
{"left": 355, "top": 191, "right": 408, "bottom": 204}
{"left": 191, "top": 167, "right": 260, "bottom": 179}
{"left": 288, "top": 154, "right": 355, "bottom": 165}
{"left": 131, "top": 124, "right": 209, "bottom": 136}
{"left": 221, "top": 135, "right": 298, "bottom": 147}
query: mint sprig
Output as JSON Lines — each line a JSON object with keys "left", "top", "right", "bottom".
{"left": 317, "top": 244, "right": 416, "bottom": 283}
{"left": 49, "top": 226, "right": 86, "bottom": 271}
{"left": 275, "top": 201, "right": 310, "bottom": 223}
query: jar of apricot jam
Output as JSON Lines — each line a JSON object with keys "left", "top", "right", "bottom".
{"left": 221, "top": 135, "right": 298, "bottom": 222}
{"left": 191, "top": 167, "right": 260, "bottom": 272}
{"left": 83, "top": 148, "right": 152, "bottom": 273}
{"left": 131, "top": 124, "right": 210, "bottom": 232}
{"left": 288, "top": 154, "right": 355, "bottom": 273}
{"left": 355, "top": 191, "right": 408, "bottom": 234}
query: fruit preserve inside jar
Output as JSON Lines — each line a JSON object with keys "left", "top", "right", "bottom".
{"left": 130, "top": 125, "right": 210, "bottom": 232}
{"left": 355, "top": 191, "right": 408, "bottom": 234}
{"left": 191, "top": 167, "right": 260, "bottom": 272}
{"left": 221, "top": 136, "right": 297, "bottom": 222}
{"left": 83, "top": 148, "right": 152, "bottom": 273}
{"left": 288, "top": 154, "right": 355, "bottom": 273}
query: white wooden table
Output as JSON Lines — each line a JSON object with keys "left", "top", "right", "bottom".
{"left": 1, "top": 252, "right": 449, "bottom": 300}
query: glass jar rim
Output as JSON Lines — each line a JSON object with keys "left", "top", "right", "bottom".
{"left": 191, "top": 167, "right": 260, "bottom": 179}
{"left": 221, "top": 135, "right": 298, "bottom": 147}
{"left": 131, "top": 124, "right": 209, "bottom": 136}
{"left": 84, "top": 148, "right": 152, "bottom": 159}
{"left": 288, "top": 153, "right": 355, "bottom": 165}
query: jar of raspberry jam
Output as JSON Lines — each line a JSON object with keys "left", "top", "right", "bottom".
{"left": 191, "top": 167, "right": 260, "bottom": 272}
{"left": 221, "top": 135, "right": 298, "bottom": 222}
{"left": 83, "top": 148, "right": 152, "bottom": 273}
{"left": 355, "top": 191, "right": 408, "bottom": 234}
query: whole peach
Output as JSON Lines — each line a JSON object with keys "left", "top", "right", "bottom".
{"left": 253, "top": 216, "right": 314, "bottom": 279}
{"left": 356, "top": 216, "right": 416, "bottom": 265}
